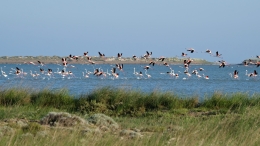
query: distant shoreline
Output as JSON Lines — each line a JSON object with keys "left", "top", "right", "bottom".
{"left": 0, "top": 56, "right": 214, "bottom": 65}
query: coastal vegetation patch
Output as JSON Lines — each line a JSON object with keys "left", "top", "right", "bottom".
{"left": 1, "top": 87, "right": 260, "bottom": 145}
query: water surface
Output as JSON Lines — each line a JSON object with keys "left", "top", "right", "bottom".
{"left": 0, "top": 63, "right": 259, "bottom": 100}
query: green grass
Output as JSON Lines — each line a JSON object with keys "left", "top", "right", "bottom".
{"left": 1, "top": 87, "right": 260, "bottom": 116}
{"left": 1, "top": 87, "right": 260, "bottom": 145}
{"left": 1, "top": 108, "right": 260, "bottom": 146}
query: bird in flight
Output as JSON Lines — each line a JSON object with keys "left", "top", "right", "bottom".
{"left": 98, "top": 52, "right": 105, "bottom": 57}
{"left": 186, "top": 48, "right": 195, "bottom": 53}
{"left": 205, "top": 49, "right": 212, "bottom": 54}
{"left": 149, "top": 61, "right": 155, "bottom": 66}
{"left": 219, "top": 60, "right": 226, "bottom": 68}
{"left": 216, "top": 51, "right": 222, "bottom": 58}
{"left": 158, "top": 57, "right": 165, "bottom": 62}
{"left": 132, "top": 55, "right": 137, "bottom": 60}
{"left": 83, "top": 52, "right": 88, "bottom": 56}
{"left": 181, "top": 52, "right": 187, "bottom": 57}
{"left": 117, "top": 53, "right": 123, "bottom": 58}
{"left": 116, "top": 64, "right": 123, "bottom": 71}
{"left": 143, "top": 51, "right": 152, "bottom": 59}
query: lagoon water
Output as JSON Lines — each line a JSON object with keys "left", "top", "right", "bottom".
{"left": 0, "top": 63, "right": 259, "bottom": 100}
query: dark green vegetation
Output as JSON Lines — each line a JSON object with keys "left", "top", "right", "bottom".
{"left": 1, "top": 87, "right": 260, "bottom": 145}
{"left": 1, "top": 87, "right": 260, "bottom": 117}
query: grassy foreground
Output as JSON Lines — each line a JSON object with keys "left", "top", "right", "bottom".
{"left": 0, "top": 87, "right": 260, "bottom": 146}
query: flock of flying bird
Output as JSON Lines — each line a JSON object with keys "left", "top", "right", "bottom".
{"left": 0, "top": 48, "right": 260, "bottom": 80}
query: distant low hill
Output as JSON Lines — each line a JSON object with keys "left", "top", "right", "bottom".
{"left": 0, "top": 56, "right": 213, "bottom": 65}
{"left": 239, "top": 58, "right": 260, "bottom": 65}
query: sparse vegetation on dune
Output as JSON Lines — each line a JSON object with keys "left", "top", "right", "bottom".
{"left": 1, "top": 87, "right": 260, "bottom": 145}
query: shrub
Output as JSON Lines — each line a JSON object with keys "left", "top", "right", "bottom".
{"left": 30, "top": 89, "right": 74, "bottom": 110}
{"left": 0, "top": 88, "right": 31, "bottom": 106}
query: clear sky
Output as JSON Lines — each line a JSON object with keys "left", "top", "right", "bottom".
{"left": 1, "top": 1, "right": 260, "bottom": 64}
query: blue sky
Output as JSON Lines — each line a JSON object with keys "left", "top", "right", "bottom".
{"left": 1, "top": 1, "right": 260, "bottom": 64}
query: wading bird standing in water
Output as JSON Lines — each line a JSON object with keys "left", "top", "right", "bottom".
{"left": 247, "top": 70, "right": 258, "bottom": 77}
{"left": 230, "top": 70, "right": 239, "bottom": 79}
{"left": 111, "top": 68, "right": 119, "bottom": 78}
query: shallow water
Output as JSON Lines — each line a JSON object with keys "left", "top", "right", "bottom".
{"left": 0, "top": 63, "right": 259, "bottom": 100}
